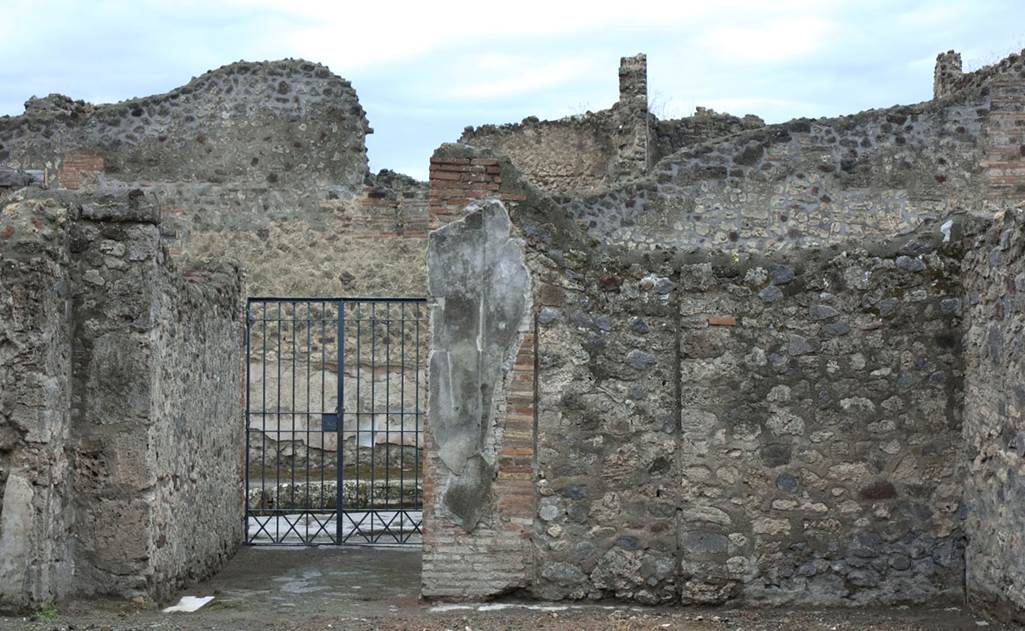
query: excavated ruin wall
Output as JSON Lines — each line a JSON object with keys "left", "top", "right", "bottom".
{"left": 0, "top": 190, "right": 243, "bottom": 607}
{"left": 531, "top": 224, "right": 966, "bottom": 605}
{"left": 962, "top": 209, "right": 1025, "bottom": 623}
{"left": 0, "top": 62, "right": 430, "bottom": 507}
{"left": 460, "top": 114, "right": 618, "bottom": 195}
{"left": 0, "top": 59, "right": 429, "bottom": 299}
{"left": 560, "top": 98, "right": 988, "bottom": 252}
{"left": 147, "top": 261, "right": 244, "bottom": 600}
{"left": 0, "top": 195, "right": 75, "bottom": 609}
{"left": 424, "top": 135, "right": 973, "bottom": 606}
{"left": 459, "top": 109, "right": 764, "bottom": 197}
{"left": 0, "top": 60, "right": 369, "bottom": 188}
{"left": 458, "top": 55, "right": 764, "bottom": 198}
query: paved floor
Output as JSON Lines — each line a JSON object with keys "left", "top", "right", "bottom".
{"left": 0, "top": 546, "right": 1016, "bottom": 630}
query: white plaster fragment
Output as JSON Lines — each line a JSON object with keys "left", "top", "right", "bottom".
{"left": 163, "top": 595, "right": 214, "bottom": 613}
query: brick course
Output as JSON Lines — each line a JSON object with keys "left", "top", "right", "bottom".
{"left": 57, "top": 151, "right": 104, "bottom": 190}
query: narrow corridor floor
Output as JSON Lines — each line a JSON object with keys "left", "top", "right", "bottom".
{"left": 0, "top": 546, "right": 1014, "bottom": 630}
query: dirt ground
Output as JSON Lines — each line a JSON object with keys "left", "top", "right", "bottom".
{"left": 0, "top": 546, "right": 1014, "bottom": 631}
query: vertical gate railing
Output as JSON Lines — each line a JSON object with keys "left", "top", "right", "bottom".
{"left": 244, "top": 297, "right": 427, "bottom": 545}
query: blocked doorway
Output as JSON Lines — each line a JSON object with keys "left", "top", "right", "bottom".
{"left": 244, "top": 297, "right": 427, "bottom": 545}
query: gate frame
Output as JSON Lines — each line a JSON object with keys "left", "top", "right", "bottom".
{"left": 243, "top": 296, "right": 428, "bottom": 546}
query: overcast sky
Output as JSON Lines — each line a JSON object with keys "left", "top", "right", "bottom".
{"left": 2, "top": 0, "right": 1024, "bottom": 180}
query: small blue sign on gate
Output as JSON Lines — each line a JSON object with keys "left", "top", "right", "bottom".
{"left": 321, "top": 412, "right": 338, "bottom": 432}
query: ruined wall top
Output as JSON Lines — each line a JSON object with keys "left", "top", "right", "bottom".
{"left": 0, "top": 59, "right": 371, "bottom": 190}
{"left": 934, "top": 50, "right": 964, "bottom": 99}
{"left": 459, "top": 53, "right": 767, "bottom": 195}
{"left": 618, "top": 53, "right": 647, "bottom": 107}
{"left": 932, "top": 47, "right": 1025, "bottom": 100}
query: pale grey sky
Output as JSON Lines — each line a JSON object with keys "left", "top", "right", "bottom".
{"left": 2, "top": 0, "right": 1024, "bottom": 179}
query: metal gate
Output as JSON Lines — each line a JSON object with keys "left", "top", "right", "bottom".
{"left": 244, "top": 297, "right": 426, "bottom": 545}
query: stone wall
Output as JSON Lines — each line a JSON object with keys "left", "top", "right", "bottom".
{"left": 459, "top": 114, "right": 618, "bottom": 195}
{"left": 0, "top": 195, "right": 74, "bottom": 609}
{"left": 0, "top": 189, "right": 243, "bottom": 608}
{"left": 532, "top": 223, "right": 966, "bottom": 605}
{"left": 1, "top": 63, "right": 431, "bottom": 517}
{"left": 458, "top": 55, "right": 658, "bottom": 195}
{"left": 0, "top": 60, "right": 429, "bottom": 299}
{"left": 459, "top": 56, "right": 768, "bottom": 198}
{"left": 653, "top": 108, "right": 764, "bottom": 164}
{"left": 560, "top": 95, "right": 988, "bottom": 252}
{"left": 962, "top": 208, "right": 1025, "bottom": 623}
{"left": 147, "top": 260, "right": 244, "bottom": 600}
{"left": 422, "top": 131, "right": 975, "bottom": 607}
{"left": 0, "top": 60, "right": 368, "bottom": 188}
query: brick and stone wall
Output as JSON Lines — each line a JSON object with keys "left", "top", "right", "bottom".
{"left": 458, "top": 56, "right": 766, "bottom": 197}
{"left": 559, "top": 97, "right": 988, "bottom": 252}
{"left": 961, "top": 208, "right": 1025, "bottom": 624}
{"left": 1, "top": 61, "right": 368, "bottom": 187}
{"left": 422, "top": 200, "right": 535, "bottom": 598}
{"left": 0, "top": 60, "right": 428, "bottom": 299}
{"left": 422, "top": 136, "right": 977, "bottom": 607}
{"left": 458, "top": 55, "right": 656, "bottom": 195}
{"left": 0, "top": 64, "right": 430, "bottom": 509}
{"left": 0, "top": 189, "right": 243, "bottom": 608}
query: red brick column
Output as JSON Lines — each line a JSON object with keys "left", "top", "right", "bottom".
{"left": 422, "top": 147, "right": 538, "bottom": 599}
{"left": 494, "top": 333, "right": 536, "bottom": 527}
{"left": 428, "top": 152, "right": 527, "bottom": 229}
{"left": 985, "top": 77, "right": 1025, "bottom": 202}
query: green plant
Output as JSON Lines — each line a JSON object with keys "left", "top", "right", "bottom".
{"left": 33, "top": 605, "right": 58, "bottom": 623}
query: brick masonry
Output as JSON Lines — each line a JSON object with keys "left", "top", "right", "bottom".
{"left": 984, "top": 75, "right": 1025, "bottom": 202}
{"left": 422, "top": 157, "right": 537, "bottom": 599}
{"left": 57, "top": 151, "right": 104, "bottom": 190}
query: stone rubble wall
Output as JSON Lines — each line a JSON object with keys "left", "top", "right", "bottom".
{"left": 560, "top": 97, "right": 989, "bottom": 252}
{"left": 0, "top": 189, "right": 243, "bottom": 608}
{"left": 0, "top": 60, "right": 429, "bottom": 300}
{"left": 459, "top": 114, "right": 618, "bottom": 195}
{"left": 0, "top": 60, "right": 369, "bottom": 189}
{"left": 532, "top": 222, "right": 966, "bottom": 605}
{"left": 961, "top": 208, "right": 1025, "bottom": 624}
{"left": 458, "top": 57, "right": 764, "bottom": 197}
{"left": 147, "top": 259, "right": 244, "bottom": 601}
{"left": 0, "top": 195, "right": 75, "bottom": 609}
{"left": 1, "top": 63, "right": 430, "bottom": 532}
{"left": 652, "top": 108, "right": 765, "bottom": 164}
{"left": 422, "top": 140, "right": 976, "bottom": 608}
{"left": 67, "top": 193, "right": 169, "bottom": 598}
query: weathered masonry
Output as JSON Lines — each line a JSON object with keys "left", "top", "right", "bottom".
{"left": 0, "top": 191, "right": 242, "bottom": 606}
{"left": 421, "top": 52, "right": 1025, "bottom": 622}
{"left": 2, "top": 46, "right": 1025, "bottom": 625}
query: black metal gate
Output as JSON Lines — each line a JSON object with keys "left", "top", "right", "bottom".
{"left": 244, "top": 297, "right": 426, "bottom": 545}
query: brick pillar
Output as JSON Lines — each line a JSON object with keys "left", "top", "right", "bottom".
{"left": 428, "top": 147, "right": 527, "bottom": 229}
{"left": 493, "top": 333, "right": 536, "bottom": 527}
{"left": 422, "top": 155, "right": 537, "bottom": 599}
{"left": 57, "top": 151, "right": 104, "bottom": 190}
{"left": 984, "top": 76, "right": 1025, "bottom": 202}
{"left": 933, "top": 50, "right": 963, "bottom": 100}
{"left": 428, "top": 155, "right": 502, "bottom": 229}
